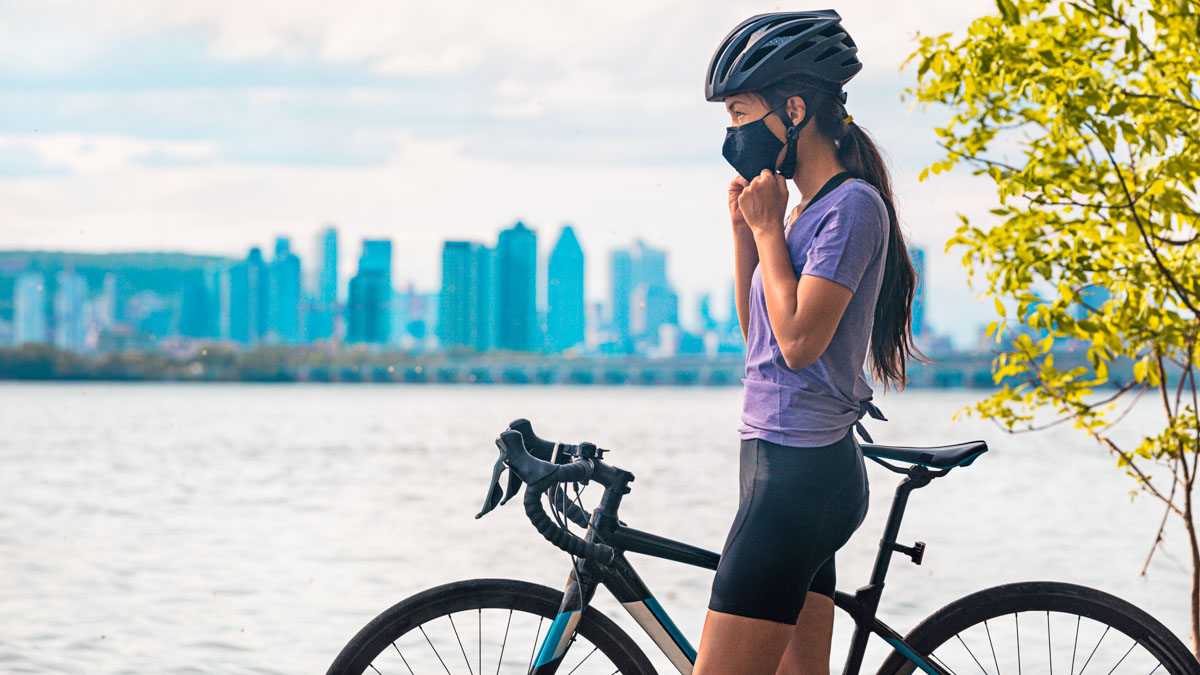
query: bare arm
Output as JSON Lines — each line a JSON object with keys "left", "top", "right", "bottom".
{"left": 728, "top": 175, "right": 757, "bottom": 343}
{"left": 732, "top": 225, "right": 758, "bottom": 343}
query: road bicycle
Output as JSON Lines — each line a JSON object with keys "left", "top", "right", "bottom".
{"left": 327, "top": 418, "right": 1200, "bottom": 675}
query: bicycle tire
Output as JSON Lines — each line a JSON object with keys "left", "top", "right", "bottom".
{"left": 877, "top": 581, "right": 1199, "bottom": 675}
{"left": 327, "top": 578, "right": 657, "bottom": 675}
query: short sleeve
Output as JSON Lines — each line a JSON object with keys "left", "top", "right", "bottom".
{"left": 801, "top": 184, "right": 887, "bottom": 293}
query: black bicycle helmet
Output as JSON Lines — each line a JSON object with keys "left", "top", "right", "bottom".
{"left": 705, "top": 10, "right": 862, "bottom": 102}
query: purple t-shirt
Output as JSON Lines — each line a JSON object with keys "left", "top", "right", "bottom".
{"left": 739, "top": 177, "right": 890, "bottom": 447}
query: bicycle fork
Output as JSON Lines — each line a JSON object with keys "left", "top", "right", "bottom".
{"left": 530, "top": 553, "right": 698, "bottom": 675}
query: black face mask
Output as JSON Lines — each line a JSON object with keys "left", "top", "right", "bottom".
{"left": 721, "top": 103, "right": 809, "bottom": 181}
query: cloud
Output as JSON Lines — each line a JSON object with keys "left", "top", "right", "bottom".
{"left": 0, "top": 0, "right": 1004, "bottom": 346}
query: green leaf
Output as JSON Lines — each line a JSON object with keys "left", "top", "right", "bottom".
{"left": 996, "top": 0, "right": 1020, "bottom": 25}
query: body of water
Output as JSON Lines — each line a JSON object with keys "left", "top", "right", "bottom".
{"left": 0, "top": 383, "right": 1191, "bottom": 673}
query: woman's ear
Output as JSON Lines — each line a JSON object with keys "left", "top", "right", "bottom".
{"left": 785, "top": 95, "right": 807, "bottom": 127}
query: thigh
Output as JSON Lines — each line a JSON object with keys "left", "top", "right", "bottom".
{"left": 708, "top": 434, "right": 864, "bottom": 624}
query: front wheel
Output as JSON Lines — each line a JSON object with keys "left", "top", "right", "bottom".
{"left": 327, "top": 578, "right": 657, "bottom": 675}
{"left": 878, "top": 581, "right": 1199, "bottom": 675}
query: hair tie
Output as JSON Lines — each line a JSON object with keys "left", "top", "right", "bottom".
{"left": 844, "top": 115, "right": 854, "bottom": 125}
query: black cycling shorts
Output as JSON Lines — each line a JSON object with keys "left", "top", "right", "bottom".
{"left": 707, "top": 428, "right": 870, "bottom": 625}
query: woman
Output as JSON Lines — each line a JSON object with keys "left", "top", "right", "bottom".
{"left": 695, "top": 11, "right": 922, "bottom": 675}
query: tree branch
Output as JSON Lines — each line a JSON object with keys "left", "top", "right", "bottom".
{"left": 1120, "top": 90, "right": 1200, "bottom": 113}
{"left": 1085, "top": 120, "right": 1200, "bottom": 315}
{"left": 1142, "top": 454, "right": 1182, "bottom": 576}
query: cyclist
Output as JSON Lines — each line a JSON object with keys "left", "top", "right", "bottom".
{"left": 697, "top": 11, "right": 924, "bottom": 675}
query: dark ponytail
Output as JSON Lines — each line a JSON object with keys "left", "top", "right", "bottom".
{"left": 759, "top": 77, "right": 927, "bottom": 391}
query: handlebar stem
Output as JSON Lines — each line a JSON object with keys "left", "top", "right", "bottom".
{"left": 591, "top": 462, "right": 635, "bottom": 535}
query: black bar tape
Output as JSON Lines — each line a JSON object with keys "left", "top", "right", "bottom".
{"left": 523, "top": 464, "right": 615, "bottom": 564}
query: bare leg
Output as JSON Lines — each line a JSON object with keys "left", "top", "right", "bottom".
{"left": 693, "top": 609, "right": 794, "bottom": 675}
{"left": 776, "top": 592, "right": 835, "bottom": 675}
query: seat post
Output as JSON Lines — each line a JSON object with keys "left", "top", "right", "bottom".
{"left": 869, "top": 467, "right": 932, "bottom": 587}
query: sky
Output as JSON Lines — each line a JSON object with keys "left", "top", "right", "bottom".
{"left": 0, "top": 0, "right": 1006, "bottom": 348}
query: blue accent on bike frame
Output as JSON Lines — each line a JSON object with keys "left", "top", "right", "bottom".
{"left": 882, "top": 636, "right": 939, "bottom": 675}
{"left": 861, "top": 452, "right": 984, "bottom": 469}
{"left": 534, "top": 609, "right": 579, "bottom": 667}
{"left": 644, "top": 597, "right": 698, "bottom": 662}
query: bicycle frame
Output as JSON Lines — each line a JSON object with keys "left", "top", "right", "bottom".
{"left": 529, "top": 464, "right": 950, "bottom": 675}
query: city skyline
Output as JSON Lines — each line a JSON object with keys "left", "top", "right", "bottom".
{"left": 0, "top": 222, "right": 945, "bottom": 358}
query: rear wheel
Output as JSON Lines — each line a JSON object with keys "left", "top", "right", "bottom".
{"left": 327, "top": 578, "right": 656, "bottom": 675}
{"left": 877, "top": 581, "right": 1199, "bottom": 675}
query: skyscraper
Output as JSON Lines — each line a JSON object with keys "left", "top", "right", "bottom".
{"left": 610, "top": 239, "right": 678, "bottom": 352}
{"left": 474, "top": 245, "right": 496, "bottom": 352}
{"left": 698, "top": 292, "right": 718, "bottom": 332}
{"left": 437, "top": 241, "right": 478, "bottom": 349}
{"left": 908, "top": 244, "right": 925, "bottom": 338}
{"left": 347, "top": 239, "right": 392, "bottom": 344}
{"left": 12, "top": 271, "right": 47, "bottom": 346}
{"left": 178, "top": 271, "right": 212, "bottom": 339}
{"left": 53, "top": 269, "right": 88, "bottom": 352}
{"left": 269, "top": 236, "right": 302, "bottom": 344}
{"left": 547, "top": 224, "right": 585, "bottom": 353}
{"left": 610, "top": 249, "right": 634, "bottom": 352}
{"left": 308, "top": 226, "right": 338, "bottom": 341}
{"left": 495, "top": 221, "right": 538, "bottom": 351}
{"left": 245, "top": 247, "right": 268, "bottom": 345}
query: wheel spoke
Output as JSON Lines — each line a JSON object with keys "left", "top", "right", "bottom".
{"left": 955, "top": 633, "right": 990, "bottom": 675}
{"left": 565, "top": 646, "right": 599, "bottom": 675}
{"left": 1103, "top": 640, "right": 1137, "bottom": 675}
{"left": 420, "top": 624, "right": 454, "bottom": 675}
{"left": 927, "top": 650, "right": 960, "bottom": 675}
{"left": 495, "top": 609, "right": 513, "bottom": 675}
{"left": 985, "top": 619, "right": 1002, "bottom": 675}
{"left": 1015, "top": 613, "right": 1021, "bottom": 675}
{"left": 391, "top": 641, "right": 416, "bottom": 675}
{"left": 527, "top": 615, "right": 545, "bottom": 673}
{"left": 449, "top": 613, "right": 475, "bottom": 675}
{"left": 1047, "top": 611, "right": 1053, "bottom": 675}
{"left": 1078, "top": 624, "right": 1110, "bottom": 674}
{"left": 1072, "top": 614, "right": 1081, "bottom": 675}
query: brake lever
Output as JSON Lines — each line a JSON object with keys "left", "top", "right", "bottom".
{"left": 477, "top": 429, "right": 558, "bottom": 518}
{"left": 499, "top": 469, "right": 523, "bottom": 506}
{"left": 475, "top": 455, "right": 508, "bottom": 519}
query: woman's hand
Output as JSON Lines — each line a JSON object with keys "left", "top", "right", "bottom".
{"left": 728, "top": 174, "right": 751, "bottom": 231}
{"left": 737, "top": 169, "right": 788, "bottom": 239}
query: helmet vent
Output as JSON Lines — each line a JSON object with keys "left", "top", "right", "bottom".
{"left": 817, "top": 25, "right": 843, "bottom": 39}
{"left": 718, "top": 32, "right": 754, "bottom": 83}
{"left": 775, "top": 24, "right": 806, "bottom": 39}
{"left": 815, "top": 46, "right": 840, "bottom": 62}
{"left": 783, "top": 39, "right": 817, "bottom": 60}
{"left": 841, "top": 56, "right": 858, "bottom": 67}
{"left": 741, "top": 44, "right": 778, "bottom": 71}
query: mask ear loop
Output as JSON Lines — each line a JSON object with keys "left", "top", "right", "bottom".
{"left": 776, "top": 100, "right": 809, "bottom": 180}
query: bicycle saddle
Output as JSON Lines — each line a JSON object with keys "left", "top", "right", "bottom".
{"left": 859, "top": 440, "right": 988, "bottom": 469}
